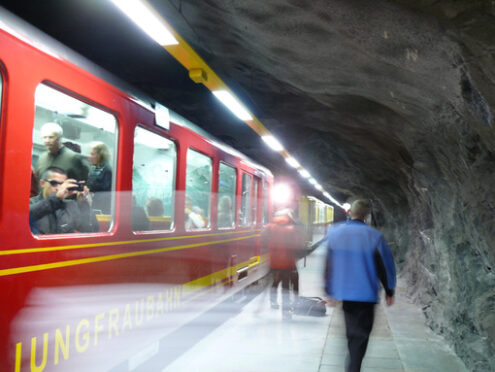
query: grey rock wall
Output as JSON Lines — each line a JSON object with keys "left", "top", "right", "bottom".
{"left": 159, "top": 1, "right": 495, "bottom": 370}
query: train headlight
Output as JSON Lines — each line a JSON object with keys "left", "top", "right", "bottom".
{"left": 272, "top": 183, "right": 293, "bottom": 205}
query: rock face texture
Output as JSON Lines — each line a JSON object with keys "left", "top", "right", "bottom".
{"left": 3, "top": 0, "right": 494, "bottom": 369}
{"left": 158, "top": 1, "right": 495, "bottom": 370}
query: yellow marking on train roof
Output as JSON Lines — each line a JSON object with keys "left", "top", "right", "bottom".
{"left": 0, "top": 234, "right": 260, "bottom": 277}
{"left": 0, "top": 229, "right": 261, "bottom": 256}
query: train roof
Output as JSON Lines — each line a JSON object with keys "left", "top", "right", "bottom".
{"left": 0, "top": 6, "right": 272, "bottom": 178}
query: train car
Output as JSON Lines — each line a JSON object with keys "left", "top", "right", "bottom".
{"left": 0, "top": 8, "right": 272, "bottom": 372}
{"left": 298, "top": 196, "right": 334, "bottom": 245}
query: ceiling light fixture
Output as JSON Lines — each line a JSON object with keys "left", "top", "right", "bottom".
{"left": 298, "top": 169, "right": 311, "bottom": 178}
{"left": 261, "top": 135, "right": 284, "bottom": 152}
{"left": 285, "top": 157, "right": 300, "bottom": 168}
{"left": 212, "top": 90, "right": 253, "bottom": 121}
{"left": 111, "top": 0, "right": 179, "bottom": 46}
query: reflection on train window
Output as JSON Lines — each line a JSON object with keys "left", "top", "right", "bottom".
{"left": 132, "top": 127, "right": 176, "bottom": 232}
{"left": 217, "top": 163, "right": 236, "bottom": 229}
{"left": 240, "top": 173, "right": 252, "bottom": 226}
{"left": 185, "top": 149, "right": 212, "bottom": 230}
{"left": 30, "top": 83, "right": 117, "bottom": 235}
{"left": 252, "top": 178, "right": 259, "bottom": 225}
{"left": 262, "top": 179, "right": 269, "bottom": 225}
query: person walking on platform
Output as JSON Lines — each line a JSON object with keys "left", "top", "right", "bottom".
{"left": 262, "top": 208, "right": 305, "bottom": 318}
{"left": 324, "top": 199, "right": 396, "bottom": 372}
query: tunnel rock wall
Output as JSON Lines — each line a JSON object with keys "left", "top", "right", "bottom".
{"left": 162, "top": 1, "right": 495, "bottom": 369}
{"left": 382, "top": 106, "right": 495, "bottom": 371}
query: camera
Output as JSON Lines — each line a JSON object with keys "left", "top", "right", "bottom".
{"left": 69, "top": 181, "right": 85, "bottom": 192}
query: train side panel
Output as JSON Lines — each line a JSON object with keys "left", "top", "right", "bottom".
{"left": 0, "top": 17, "right": 272, "bottom": 372}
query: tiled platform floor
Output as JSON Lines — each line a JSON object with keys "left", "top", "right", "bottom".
{"left": 160, "top": 242, "right": 467, "bottom": 372}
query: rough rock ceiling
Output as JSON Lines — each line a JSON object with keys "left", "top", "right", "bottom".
{"left": 2, "top": 0, "right": 495, "bottom": 370}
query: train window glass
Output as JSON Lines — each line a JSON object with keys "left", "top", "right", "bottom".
{"left": 252, "top": 178, "right": 258, "bottom": 225}
{"left": 240, "top": 173, "right": 252, "bottom": 226}
{"left": 262, "top": 179, "right": 269, "bottom": 225}
{"left": 132, "top": 127, "right": 176, "bottom": 232}
{"left": 217, "top": 163, "right": 236, "bottom": 229}
{"left": 185, "top": 149, "right": 212, "bottom": 230}
{"left": 31, "top": 83, "right": 117, "bottom": 235}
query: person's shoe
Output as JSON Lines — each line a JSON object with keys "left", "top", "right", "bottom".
{"left": 270, "top": 302, "right": 280, "bottom": 309}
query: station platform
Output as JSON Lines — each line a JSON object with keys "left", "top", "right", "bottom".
{"left": 158, "top": 241, "right": 467, "bottom": 372}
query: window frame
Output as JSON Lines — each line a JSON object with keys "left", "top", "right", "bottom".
{"left": 29, "top": 81, "right": 119, "bottom": 238}
{"left": 132, "top": 125, "right": 178, "bottom": 233}
{"left": 239, "top": 172, "right": 252, "bottom": 227}
{"left": 185, "top": 147, "right": 213, "bottom": 231}
{"left": 217, "top": 161, "right": 237, "bottom": 230}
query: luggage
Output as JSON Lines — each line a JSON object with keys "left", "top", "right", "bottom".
{"left": 294, "top": 296, "right": 327, "bottom": 316}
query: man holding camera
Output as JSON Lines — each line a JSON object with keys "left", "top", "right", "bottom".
{"left": 29, "top": 167, "right": 98, "bottom": 234}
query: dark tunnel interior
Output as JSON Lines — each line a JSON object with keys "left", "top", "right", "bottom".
{"left": 1, "top": 0, "right": 495, "bottom": 369}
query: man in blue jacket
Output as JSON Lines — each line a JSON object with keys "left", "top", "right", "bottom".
{"left": 324, "top": 199, "right": 396, "bottom": 372}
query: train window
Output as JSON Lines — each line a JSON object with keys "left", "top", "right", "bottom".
{"left": 262, "top": 179, "right": 269, "bottom": 225}
{"left": 252, "top": 178, "right": 259, "bottom": 225}
{"left": 217, "top": 163, "right": 236, "bottom": 229}
{"left": 185, "top": 149, "right": 212, "bottom": 230}
{"left": 240, "top": 173, "right": 252, "bottom": 226}
{"left": 132, "top": 127, "right": 176, "bottom": 232}
{"left": 30, "top": 83, "right": 117, "bottom": 235}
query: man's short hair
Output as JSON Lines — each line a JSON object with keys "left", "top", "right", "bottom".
{"left": 41, "top": 122, "right": 63, "bottom": 138}
{"left": 42, "top": 166, "right": 66, "bottom": 180}
{"left": 350, "top": 199, "right": 371, "bottom": 219}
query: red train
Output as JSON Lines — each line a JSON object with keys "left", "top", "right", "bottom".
{"left": 0, "top": 8, "right": 272, "bottom": 371}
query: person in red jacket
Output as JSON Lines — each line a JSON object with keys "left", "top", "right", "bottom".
{"left": 262, "top": 208, "right": 305, "bottom": 317}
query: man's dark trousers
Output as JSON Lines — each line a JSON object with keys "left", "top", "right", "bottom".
{"left": 342, "top": 301, "right": 375, "bottom": 372}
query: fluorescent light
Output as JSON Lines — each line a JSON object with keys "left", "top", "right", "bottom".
{"left": 315, "top": 184, "right": 323, "bottom": 191}
{"left": 212, "top": 90, "right": 252, "bottom": 121}
{"left": 111, "top": 0, "right": 179, "bottom": 46}
{"left": 261, "top": 135, "right": 284, "bottom": 152}
{"left": 285, "top": 157, "right": 300, "bottom": 168}
{"left": 308, "top": 178, "right": 317, "bottom": 185}
{"left": 323, "top": 192, "right": 330, "bottom": 198}
{"left": 299, "top": 169, "right": 310, "bottom": 178}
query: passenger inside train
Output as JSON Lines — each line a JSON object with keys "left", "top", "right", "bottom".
{"left": 131, "top": 195, "right": 152, "bottom": 231}
{"left": 29, "top": 166, "right": 99, "bottom": 234}
{"left": 217, "top": 195, "right": 234, "bottom": 228}
{"left": 185, "top": 196, "right": 207, "bottom": 230}
{"left": 36, "top": 122, "right": 89, "bottom": 182}
{"left": 145, "top": 197, "right": 165, "bottom": 217}
{"left": 87, "top": 141, "right": 112, "bottom": 214}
